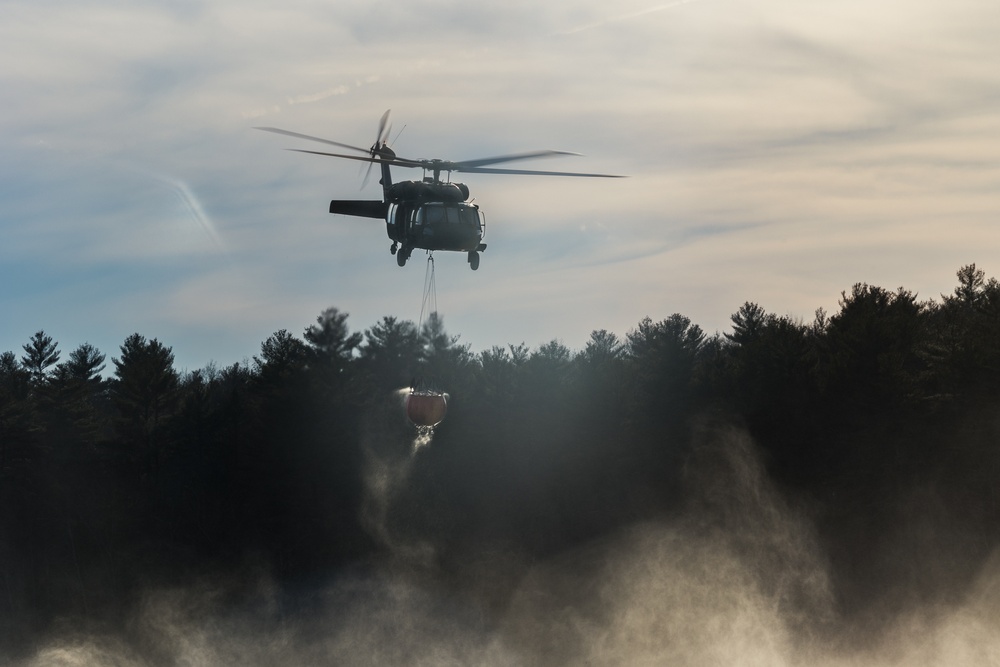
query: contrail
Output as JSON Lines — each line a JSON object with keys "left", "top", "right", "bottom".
{"left": 559, "top": 0, "right": 706, "bottom": 35}
{"left": 114, "top": 159, "right": 228, "bottom": 253}
{"left": 165, "top": 177, "right": 227, "bottom": 253}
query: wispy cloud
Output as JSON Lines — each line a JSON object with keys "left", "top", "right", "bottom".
{"left": 558, "top": 0, "right": 706, "bottom": 35}
{"left": 288, "top": 85, "right": 353, "bottom": 106}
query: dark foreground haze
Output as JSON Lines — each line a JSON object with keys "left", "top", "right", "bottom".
{"left": 3, "top": 266, "right": 1000, "bottom": 665}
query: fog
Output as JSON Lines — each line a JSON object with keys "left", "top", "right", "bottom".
{"left": 16, "top": 423, "right": 999, "bottom": 667}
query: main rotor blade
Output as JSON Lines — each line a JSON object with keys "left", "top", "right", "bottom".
{"left": 453, "top": 150, "right": 581, "bottom": 170}
{"left": 288, "top": 148, "right": 424, "bottom": 169}
{"left": 254, "top": 127, "right": 370, "bottom": 154}
{"left": 456, "top": 165, "right": 625, "bottom": 178}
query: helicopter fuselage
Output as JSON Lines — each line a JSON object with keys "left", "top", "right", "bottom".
{"left": 328, "top": 185, "right": 486, "bottom": 269}
{"left": 329, "top": 154, "right": 487, "bottom": 269}
{"left": 387, "top": 199, "right": 485, "bottom": 253}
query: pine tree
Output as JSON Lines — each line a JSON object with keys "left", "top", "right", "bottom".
{"left": 21, "top": 330, "right": 60, "bottom": 387}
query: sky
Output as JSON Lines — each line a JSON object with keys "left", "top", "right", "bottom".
{"left": 3, "top": 0, "right": 999, "bottom": 373}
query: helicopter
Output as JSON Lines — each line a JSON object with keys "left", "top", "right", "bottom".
{"left": 256, "top": 110, "right": 623, "bottom": 270}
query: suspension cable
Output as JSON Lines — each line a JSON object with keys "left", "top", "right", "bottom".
{"left": 419, "top": 252, "right": 437, "bottom": 330}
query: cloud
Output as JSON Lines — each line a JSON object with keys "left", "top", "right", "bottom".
{"left": 2, "top": 0, "right": 1000, "bottom": 369}
{"left": 558, "top": 0, "right": 708, "bottom": 35}
{"left": 288, "top": 84, "right": 353, "bottom": 106}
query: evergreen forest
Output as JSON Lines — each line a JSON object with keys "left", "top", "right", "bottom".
{"left": 2, "top": 264, "right": 1000, "bottom": 663}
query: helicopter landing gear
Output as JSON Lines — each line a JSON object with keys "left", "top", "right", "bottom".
{"left": 390, "top": 243, "right": 398, "bottom": 255}
{"left": 468, "top": 251, "right": 480, "bottom": 271}
{"left": 397, "top": 245, "right": 411, "bottom": 267}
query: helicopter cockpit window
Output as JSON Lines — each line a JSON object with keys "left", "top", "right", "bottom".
{"left": 459, "top": 206, "right": 481, "bottom": 227}
{"left": 416, "top": 203, "right": 481, "bottom": 228}
{"left": 423, "top": 205, "right": 446, "bottom": 226}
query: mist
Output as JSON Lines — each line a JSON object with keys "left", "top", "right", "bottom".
{"left": 12, "top": 422, "right": 1000, "bottom": 666}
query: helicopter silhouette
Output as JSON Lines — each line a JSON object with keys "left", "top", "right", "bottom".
{"left": 256, "top": 110, "right": 623, "bottom": 270}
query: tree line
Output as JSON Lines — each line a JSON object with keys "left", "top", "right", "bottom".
{"left": 2, "top": 264, "right": 999, "bottom": 653}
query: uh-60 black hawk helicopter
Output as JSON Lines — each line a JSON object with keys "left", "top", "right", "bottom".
{"left": 256, "top": 110, "right": 623, "bottom": 270}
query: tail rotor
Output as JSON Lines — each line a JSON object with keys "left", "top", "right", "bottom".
{"left": 362, "top": 109, "right": 393, "bottom": 189}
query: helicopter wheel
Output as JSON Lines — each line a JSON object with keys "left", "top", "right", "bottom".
{"left": 397, "top": 248, "right": 408, "bottom": 267}
{"left": 390, "top": 243, "right": 398, "bottom": 255}
{"left": 468, "top": 251, "right": 480, "bottom": 271}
